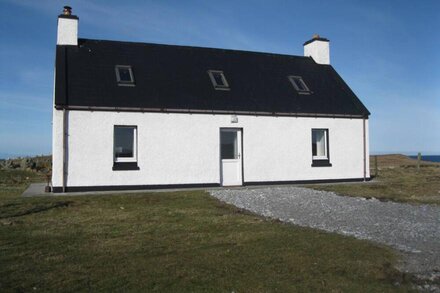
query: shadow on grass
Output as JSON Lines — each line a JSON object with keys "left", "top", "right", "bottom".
{"left": 0, "top": 201, "right": 72, "bottom": 219}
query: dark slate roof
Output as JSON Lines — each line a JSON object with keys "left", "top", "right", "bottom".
{"left": 55, "top": 38, "right": 370, "bottom": 117}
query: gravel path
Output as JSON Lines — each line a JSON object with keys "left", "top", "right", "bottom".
{"left": 209, "top": 186, "right": 440, "bottom": 277}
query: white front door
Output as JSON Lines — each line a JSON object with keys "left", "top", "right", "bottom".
{"left": 220, "top": 128, "right": 243, "bottom": 186}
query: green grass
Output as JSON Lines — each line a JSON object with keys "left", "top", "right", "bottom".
{"left": 0, "top": 169, "right": 412, "bottom": 292}
{"left": 0, "top": 169, "right": 44, "bottom": 200}
{"left": 307, "top": 155, "right": 440, "bottom": 205}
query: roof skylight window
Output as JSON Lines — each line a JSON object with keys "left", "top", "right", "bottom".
{"left": 115, "top": 65, "right": 135, "bottom": 86}
{"left": 208, "top": 70, "right": 230, "bottom": 90}
{"left": 288, "top": 76, "right": 310, "bottom": 94}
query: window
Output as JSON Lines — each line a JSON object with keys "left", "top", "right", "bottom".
{"left": 115, "top": 65, "right": 135, "bottom": 86}
{"left": 312, "top": 129, "right": 327, "bottom": 159}
{"left": 208, "top": 70, "right": 230, "bottom": 90}
{"left": 221, "top": 130, "right": 238, "bottom": 159}
{"left": 288, "top": 76, "right": 310, "bottom": 94}
{"left": 311, "top": 129, "right": 332, "bottom": 167}
{"left": 113, "top": 126, "right": 139, "bottom": 170}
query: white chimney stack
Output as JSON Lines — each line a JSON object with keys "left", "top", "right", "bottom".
{"left": 303, "top": 34, "right": 330, "bottom": 65}
{"left": 57, "top": 6, "right": 78, "bottom": 46}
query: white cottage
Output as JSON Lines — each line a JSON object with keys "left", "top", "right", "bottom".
{"left": 52, "top": 7, "right": 370, "bottom": 192}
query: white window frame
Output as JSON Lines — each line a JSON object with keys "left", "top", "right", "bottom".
{"left": 288, "top": 75, "right": 310, "bottom": 94}
{"left": 114, "top": 126, "right": 137, "bottom": 163}
{"left": 208, "top": 70, "right": 230, "bottom": 91}
{"left": 115, "top": 65, "right": 135, "bottom": 86}
{"left": 312, "top": 129, "right": 328, "bottom": 160}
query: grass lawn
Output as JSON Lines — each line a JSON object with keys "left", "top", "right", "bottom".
{"left": 307, "top": 155, "right": 440, "bottom": 205}
{"left": 0, "top": 169, "right": 412, "bottom": 292}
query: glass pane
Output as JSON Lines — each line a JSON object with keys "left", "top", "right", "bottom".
{"left": 312, "top": 130, "right": 326, "bottom": 157}
{"left": 118, "top": 67, "right": 132, "bottom": 82}
{"left": 316, "top": 131, "right": 325, "bottom": 156}
{"left": 213, "top": 72, "right": 225, "bottom": 86}
{"left": 114, "top": 127, "right": 134, "bottom": 158}
{"left": 293, "top": 77, "right": 306, "bottom": 91}
{"left": 312, "top": 139, "right": 317, "bottom": 156}
{"left": 221, "top": 131, "right": 237, "bottom": 159}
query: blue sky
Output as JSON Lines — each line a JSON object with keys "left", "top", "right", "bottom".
{"left": 0, "top": 0, "right": 439, "bottom": 157}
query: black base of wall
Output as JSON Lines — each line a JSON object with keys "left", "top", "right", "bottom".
{"left": 52, "top": 177, "right": 370, "bottom": 193}
{"left": 244, "top": 177, "right": 370, "bottom": 186}
{"left": 52, "top": 183, "right": 221, "bottom": 193}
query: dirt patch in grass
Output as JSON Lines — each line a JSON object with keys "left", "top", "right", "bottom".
{"left": 0, "top": 169, "right": 414, "bottom": 291}
{"left": 307, "top": 155, "right": 440, "bottom": 205}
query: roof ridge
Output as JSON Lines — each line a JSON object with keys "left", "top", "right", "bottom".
{"left": 78, "top": 38, "right": 313, "bottom": 60}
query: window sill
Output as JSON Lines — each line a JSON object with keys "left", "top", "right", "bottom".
{"left": 117, "top": 83, "right": 136, "bottom": 87}
{"left": 214, "top": 87, "right": 231, "bottom": 91}
{"left": 112, "top": 162, "right": 140, "bottom": 171}
{"left": 311, "top": 159, "right": 332, "bottom": 167}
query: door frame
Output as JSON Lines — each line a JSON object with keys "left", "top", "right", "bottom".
{"left": 219, "top": 127, "right": 244, "bottom": 186}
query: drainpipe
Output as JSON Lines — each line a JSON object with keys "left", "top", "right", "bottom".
{"left": 62, "top": 108, "right": 68, "bottom": 192}
{"left": 363, "top": 117, "right": 366, "bottom": 182}
{"left": 61, "top": 44, "right": 69, "bottom": 193}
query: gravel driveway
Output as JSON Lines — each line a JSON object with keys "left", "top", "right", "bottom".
{"left": 209, "top": 186, "right": 440, "bottom": 278}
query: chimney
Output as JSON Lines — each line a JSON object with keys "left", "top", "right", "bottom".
{"left": 303, "top": 34, "right": 330, "bottom": 65}
{"left": 57, "top": 6, "right": 78, "bottom": 46}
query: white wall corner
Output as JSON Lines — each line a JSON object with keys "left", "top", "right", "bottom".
{"left": 51, "top": 109, "right": 65, "bottom": 187}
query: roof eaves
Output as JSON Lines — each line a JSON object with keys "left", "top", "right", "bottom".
{"left": 55, "top": 105, "right": 368, "bottom": 119}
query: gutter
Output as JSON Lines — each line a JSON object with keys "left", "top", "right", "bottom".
{"left": 54, "top": 105, "right": 369, "bottom": 120}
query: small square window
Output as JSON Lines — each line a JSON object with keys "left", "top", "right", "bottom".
{"left": 311, "top": 129, "right": 332, "bottom": 167}
{"left": 288, "top": 76, "right": 310, "bottom": 94}
{"left": 115, "top": 65, "right": 135, "bottom": 86}
{"left": 208, "top": 70, "right": 230, "bottom": 90}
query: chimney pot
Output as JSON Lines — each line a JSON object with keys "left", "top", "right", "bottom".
{"left": 63, "top": 6, "right": 72, "bottom": 16}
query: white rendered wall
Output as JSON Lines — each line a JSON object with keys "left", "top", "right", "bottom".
{"left": 52, "top": 110, "right": 369, "bottom": 188}
{"left": 57, "top": 18, "right": 78, "bottom": 46}
{"left": 52, "top": 109, "right": 64, "bottom": 187}
{"left": 304, "top": 40, "right": 330, "bottom": 65}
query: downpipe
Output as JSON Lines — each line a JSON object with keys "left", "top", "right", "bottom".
{"left": 62, "top": 108, "right": 68, "bottom": 192}
{"left": 363, "top": 117, "right": 366, "bottom": 182}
